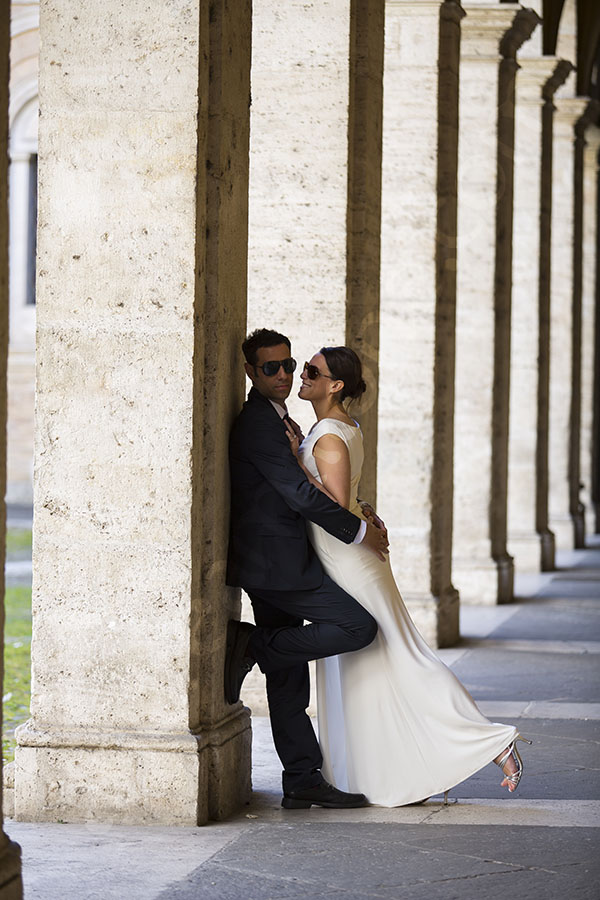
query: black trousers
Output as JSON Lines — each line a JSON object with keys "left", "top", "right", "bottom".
{"left": 248, "top": 575, "right": 377, "bottom": 793}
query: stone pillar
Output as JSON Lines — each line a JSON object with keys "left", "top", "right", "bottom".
{"left": 247, "top": 0, "right": 383, "bottom": 496}
{"left": 378, "top": 0, "right": 463, "bottom": 647}
{"left": 453, "top": 3, "right": 539, "bottom": 604}
{"left": 536, "top": 61, "right": 574, "bottom": 570}
{"left": 547, "top": 96, "right": 595, "bottom": 550}
{"left": 581, "top": 127, "right": 600, "bottom": 535}
{"left": 507, "top": 56, "right": 564, "bottom": 572}
{"left": 14, "top": 0, "right": 252, "bottom": 826}
{"left": 0, "top": 4, "right": 24, "bottom": 896}
{"left": 346, "top": 0, "right": 384, "bottom": 504}
{"left": 242, "top": 0, "right": 384, "bottom": 711}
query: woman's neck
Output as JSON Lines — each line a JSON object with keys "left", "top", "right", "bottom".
{"left": 311, "top": 398, "right": 350, "bottom": 423}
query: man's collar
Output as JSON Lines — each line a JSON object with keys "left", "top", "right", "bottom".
{"left": 248, "top": 386, "right": 288, "bottom": 419}
{"left": 269, "top": 399, "right": 288, "bottom": 419}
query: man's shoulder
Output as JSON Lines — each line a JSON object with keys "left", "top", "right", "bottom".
{"left": 231, "top": 390, "right": 280, "bottom": 441}
{"left": 235, "top": 391, "right": 278, "bottom": 425}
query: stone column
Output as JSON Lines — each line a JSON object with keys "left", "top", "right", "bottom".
{"left": 346, "top": 0, "right": 384, "bottom": 504}
{"left": 378, "top": 0, "right": 463, "bottom": 648}
{"left": 247, "top": 0, "right": 383, "bottom": 497}
{"left": 507, "top": 56, "right": 564, "bottom": 572}
{"left": 0, "top": 5, "right": 24, "bottom": 897}
{"left": 581, "top": 126, "right": 600, "bottom": 535}
{"left": 453, "top": 3, "right": 539, "bottom": 604}
{"left": 242, "top": 0, "right": 384, "bottom": 713}
{"left": 14, "top": 0, "right": 252, "bottom": 826}
{"left": 547, "top": 96, "right": 595, "bottom": 550}
{"left": 536, "top": 61, "right": 574, "bottom": 570}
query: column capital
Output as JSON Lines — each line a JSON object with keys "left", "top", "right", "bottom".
{"left": 554, "top": 96, "right": 597, "bottom": 133}
{"left": 542, "top": 59, "right": 575, "bottom": 102}
{"left": 516, "top": 57, "right": 565, "bottom": 106}
{"left": 461, "top": 5, "right": 540, "bottom": 61}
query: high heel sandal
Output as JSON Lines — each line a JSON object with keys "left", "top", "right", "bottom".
{"left": 494, "top": 735, "right": 532, "bottom": 792}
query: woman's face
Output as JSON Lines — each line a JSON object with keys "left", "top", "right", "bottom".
{"left": 298, "top": 352, "right": 339, "bottom": 403}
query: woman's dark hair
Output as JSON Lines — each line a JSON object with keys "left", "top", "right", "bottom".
{"left": 242, "top": 328, "right": 291, "bottom": 366}
{"left": 320, "top": 346, "right": 366, "bottom": 403}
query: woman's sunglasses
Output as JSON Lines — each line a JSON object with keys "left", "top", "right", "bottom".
{"left": 255, "top": 357, "right": 297, "bottom": 377}
{"left": 303, "top": 362, "right": 335, "bottom": 381}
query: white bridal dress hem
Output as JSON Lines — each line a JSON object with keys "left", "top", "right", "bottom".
{"left": 298, "top": 417, "right": 517, "bottom": 807}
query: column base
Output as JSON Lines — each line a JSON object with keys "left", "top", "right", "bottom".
{"left": 549, "top": 515, "right": 576, "bottom": 552}
{"left": 14, "top": 708, "right": 251, "bottom": 826}
{"left": 508, "top": 531, "right": 543, "bottom": 573}
{"left": 403, "top": 586, "right": 459, "bottom": 649}
{"left": 540, "top": 528, "right": 556, "bottom": 571}
{"left": 0, "top": 834, "right": 23, "bottom": 900}
{"left": 573, "top": 504, "right": 585, "bottom": 549}
{"left": 584, "top": 507, "right": 596, "bottom": 542}
{"left": 453, "top": 553, "right": 514, "bottom": 605}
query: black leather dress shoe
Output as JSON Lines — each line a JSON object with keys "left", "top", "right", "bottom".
{"left": 224, "top": 620, "right": 256, "bottom": 704}
{"left": 282, "top": 780, "right": 368, "bottom": 809}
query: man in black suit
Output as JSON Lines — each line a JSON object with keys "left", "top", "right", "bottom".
{"left": 225, "top": 328, "right": 389, "bottom": 809}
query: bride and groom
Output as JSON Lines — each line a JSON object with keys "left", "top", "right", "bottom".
{"left": 224, "top": 327, "right": 529, "bottom": 809}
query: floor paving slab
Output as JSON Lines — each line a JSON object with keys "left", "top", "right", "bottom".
{"left": 451, "top": 648, "right": 600, "bottom": 702}
{"left": 154, "top": 823, "right": 600, "bottom": 900}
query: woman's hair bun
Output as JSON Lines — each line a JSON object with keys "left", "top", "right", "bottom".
{"left": 354, "top": 377, "right": 367, "bottom": 400}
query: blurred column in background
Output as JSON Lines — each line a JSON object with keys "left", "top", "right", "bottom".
{"left": 453, "top": 3, "right": 538, "bottom": 605}
{"left": 507, "top": 51, "right": 566, "bottom": 573}
{"left": 548, "top": 95, "right": 596, "bottom": 549}
{"left": 378, "top": 0, "right": 463, "bottom": 647}
{"left": 580, "top": 125, "right": 600, "bottom": 536}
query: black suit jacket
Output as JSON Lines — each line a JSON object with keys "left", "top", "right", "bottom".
{"left": 226, "top": 387, "right": 362, "bottom": 591}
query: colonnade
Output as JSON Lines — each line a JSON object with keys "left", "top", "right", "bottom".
{"left": 0, "top": 0, "right": 596, "bottom": 844}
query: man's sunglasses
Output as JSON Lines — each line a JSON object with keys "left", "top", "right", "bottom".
{"left": 255, "top": 357, "right": 297, "bottom": 377}
{"left": 303, "top": 361, "right": 336, "bottom": 381}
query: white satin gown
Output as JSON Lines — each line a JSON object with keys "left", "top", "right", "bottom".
{"left": 298, "top": 417, "right": 517, "bottom": 806}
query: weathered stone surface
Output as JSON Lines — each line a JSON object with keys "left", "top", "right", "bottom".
{"left": 454, "top": 3, "right": 538, "bottom": 605}
{"left": 508, "top": 56, "right": 560, "bottom": 573}
{"left": 1, "top": 3, "right": 24, "bottom": 894}
{"left": 378, "top": 0, "right": 463, "bottom": 646}
{"left": 547, "top": 97, "right": 594, "bottom": 551}
{"left": 242, "top": 0, "right": 384, "bottom": 698}
{"left": 579, "top": 126, "right": 600, "bottom": 537}
{"left": 247, "top": 0, "right": 350, "bottom": 408}
{"left": 15, "top": 0, "right": 252, "bottom": 826}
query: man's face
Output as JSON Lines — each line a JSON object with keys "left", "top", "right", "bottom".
{"left": 245, "top": 343, "right": 294, "bottom": 406}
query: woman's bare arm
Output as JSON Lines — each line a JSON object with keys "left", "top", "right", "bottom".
{"left": 312, "top": 433, "right": 351, "bottom": 509}
{"left": 286, "top": 425, "right": 350, "bottom": 509}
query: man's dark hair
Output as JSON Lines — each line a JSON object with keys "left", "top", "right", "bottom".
{"left": 242, "top": 328, "right": 291, "bottom": 367}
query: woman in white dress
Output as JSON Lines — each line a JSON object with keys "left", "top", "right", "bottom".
{"left": 285, "top": 346, "right": 530, "bottom": 807}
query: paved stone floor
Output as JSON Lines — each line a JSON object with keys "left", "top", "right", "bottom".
{"left": 5, "top": 538, "right": 600, "bottom": 899}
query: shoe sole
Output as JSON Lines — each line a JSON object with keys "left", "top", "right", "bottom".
{"left": 281, "top": 798, "right": 369, "bottom": 809}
